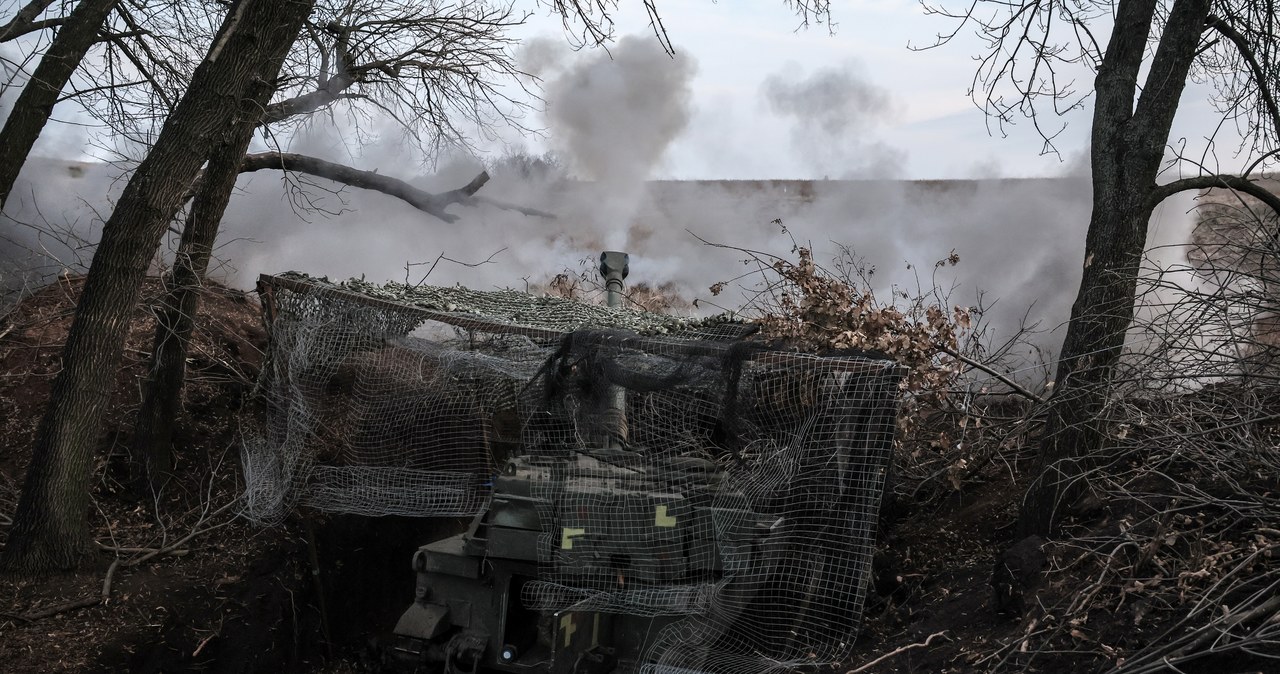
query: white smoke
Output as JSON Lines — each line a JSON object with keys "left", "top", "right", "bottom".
{"left": 516, "top": 36, "right": 572, "bottom": 80}
{"left": 542, "top": 35, "right": 695, "bottom": 249}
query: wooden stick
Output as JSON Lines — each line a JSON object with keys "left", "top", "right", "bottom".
{"left": 20, "top": 597, "right": 100, "bottom": 621}
{"left": 17, "top": 500, "right": 237, "bottom": 622}
{"left": 846, "top": 631, "right": 948, "bottom": 673}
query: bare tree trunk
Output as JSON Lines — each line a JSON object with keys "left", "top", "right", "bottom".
{"left": 128, "top": 84, "right": 286, "bottom": 494}
{"left": 0, "top": 0, "right": 119, "bottom": 210}
{"left": 1020, "top": 199, "right": 1153, "bottom": 536}
{"left": 0, "top": 0, "right": 315, "bottom": 574}
{"left": 1018, "top": 0, "right": 1212, "bottom": 537}
{"left": 128, "top": 162, "right": 238, "bottom": 493}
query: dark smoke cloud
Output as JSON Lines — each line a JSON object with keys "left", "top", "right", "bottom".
{"left": 762, "top": 65, "right": 893, "bottom": 137}
{"left": 761, "top": 63, "right": 905, "bottom": 177}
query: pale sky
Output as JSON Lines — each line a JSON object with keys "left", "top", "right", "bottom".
{"left": 1, "top": 0, "right": 1240, "bottom": 180}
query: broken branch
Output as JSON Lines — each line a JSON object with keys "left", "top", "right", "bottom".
{"left": 846, "top": 631, "right": 949, "bottom": 673}
{"left": 180, "top": 151, "right": 554, "bottom": 224}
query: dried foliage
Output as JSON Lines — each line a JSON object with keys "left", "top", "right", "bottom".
{"left": 969, "top": 378, "right": 1280, "bottom": 672}
{"left": 730, "top": 244, "right": 969, "bottom": 395}
{"left": 696, "top": 229, "right": 1057, "bottom": 517}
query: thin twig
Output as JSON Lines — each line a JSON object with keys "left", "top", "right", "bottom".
{"left": 943, "top": 346, "right": 1045, "bottom": 404}
{"left": 95, "top": 542, "right": 190, "bottom": 556}
{"left": 17, "top": 499, "right": 238, "bottom": 622}
{"left": 19, "top": 597, "right": 100, "bottom": 621}
{"left": 846, "top": 631, "right": 948, "bottom": 673}
{"left": 0, "top": 610, "right": 33, "bottom": 623}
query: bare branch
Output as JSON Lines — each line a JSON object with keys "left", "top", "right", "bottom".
{"left": 104, "top": 34, "right": 175, "bottom": 111}
{"left": 263, "top": 1, "right": 536, "bottom": 157}
{"left": 942, "top": 345, "right": 1046, "bottom": 404}
{"left": 1147, "top": 174, "right": 1280, "bottom": 221}
{"left": 0, "top": 0, "right": 58, "bottom": 42}
{"left": 0, "top": 15, "right": 62, "bottom": 41}
{"left": 1206, "top": 14, "right": 1280, "bottom": 144}
{"left": 183, "top": 151, "right": 553, "bottom": 224}
{"left": 846, "top": 631, "right": 949, "bottom": 673}
{"left": 237, "top": 152, "right": 478, "bottom": 223}
{"left": 259, "top": 78, "right": 359, "bottom": 124}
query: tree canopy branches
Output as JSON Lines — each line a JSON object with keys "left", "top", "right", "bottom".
{"left": 0, "top": 0, "right": 59, "bottom": 42}
{"left": 919, "top": 0, "right": 1280, "bottom": 165}
{"left": 269, "top": 0, "right": 535, "bottom": 157}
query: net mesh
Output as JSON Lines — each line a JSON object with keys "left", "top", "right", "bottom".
{"left": 247, "top": 272, "right": 904, "bottom": 672}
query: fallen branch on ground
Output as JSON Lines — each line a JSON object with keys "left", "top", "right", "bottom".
{"left": 846, "top": 631, "right": 948, "bottom": 673}
{"left": 14, "top": 500, "right": 236, "bottom": 622}
{"left": 95, "top": 542, "right": 190, "bottom": 556}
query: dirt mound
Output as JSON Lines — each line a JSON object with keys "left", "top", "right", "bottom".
{"left": 0, "top": 276, "right": 469, "bottom": 674}
{"left": 0, "top": 274, "right": 264, "bottom": 486}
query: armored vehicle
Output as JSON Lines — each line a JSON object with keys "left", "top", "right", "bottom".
{"left": 252, "top": 259, "right": 902, "bottom": 674}
{"left": 379, "top": 337, "right": 903, "bottom": 673}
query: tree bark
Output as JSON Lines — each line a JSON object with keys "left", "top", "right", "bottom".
{"left": 1019, "top": 0, "right": 1213, "bottom": 537}
{"left": 0, "top": 0, "right": 119, "bottom": 210}
{"left": 128, "top": 52, "right": 311, "bottom": 496}
{"left": 0, "top": 0, "right": 315, "bottom": 574}
{"left": 128, "top": 154, "right": 243, "bottom": 494}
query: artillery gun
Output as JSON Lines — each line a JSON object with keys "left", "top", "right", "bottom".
{"left": 381, "top": 447, "right": 751, "bottom": 673}
{"left": 378, "top": 254, "right": 902, "bottom": 673}
{"left": 251, "top": 257, "right": 903, "bottom": 674}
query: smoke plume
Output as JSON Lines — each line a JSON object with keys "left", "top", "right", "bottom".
{"left": 540, "top": 35, "right": 695, "bottom": 249}
{"left": 761, "top": 63, "right": 905, "bottom": 177}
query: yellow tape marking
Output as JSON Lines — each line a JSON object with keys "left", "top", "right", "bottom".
{"left": 560, "top": 614, "right": 576, "bottom": 648}
{"left": 655, "top": 505, "right": 677, "bottom": 528}
{"left": 561, "top": 527, "right": 586, "bottom": 549}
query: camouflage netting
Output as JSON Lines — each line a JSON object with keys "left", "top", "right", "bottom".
{"left": 247, "top": 272, "right": 904, "bottom": 673}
